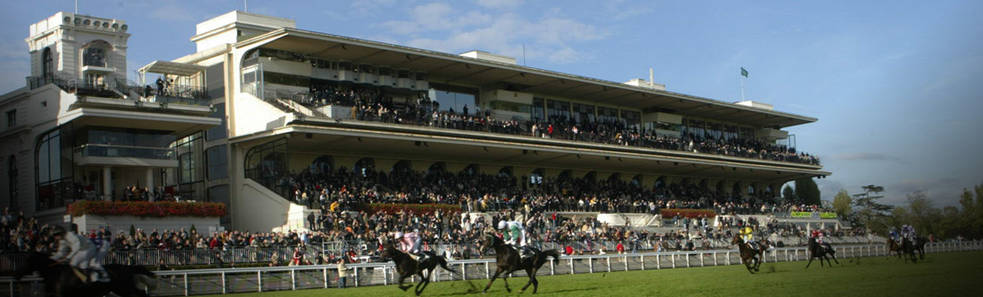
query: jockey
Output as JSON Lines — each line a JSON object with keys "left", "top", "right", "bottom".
{"left": 811, "top": 229, "right": 824, "bottom": 245}
{"left": 498, "top": 220, "right": 531, "bottom": 258}
{"left": 50, "top": 224, "right": 106, "bottom": 283}
{"left": 901, "top": 225, "right": 915, "bottom": 240}
{"left": 88, "top": 230, "right": 111, "bottom": 282}
{"left": 739, "top": 226, "right": 755, "bottom": 248}
{"left": 889, "top": 227, "right": 899, "bottom": 242}
{"left": 398, "top": 230, "right": 427, "bottom": 262}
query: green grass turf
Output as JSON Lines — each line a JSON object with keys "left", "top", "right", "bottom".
{"left": 199, "top": 251, "right": 983, "bottom": 297}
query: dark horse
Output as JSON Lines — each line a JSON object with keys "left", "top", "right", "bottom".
{"left": 479, "top": 234, "right": 560, "bottom": 294}
{"left": 14, "top": 252, "right": 157, "bottom": 297}
{"left": 805, "top": 237, "right": 839, "bottom": 268}
{"left": 380, "top": 240, "right": 463, "bottom": 296}
{"left": 731, "top": 235, "right": 766, "bottom": 273}
{"left": 900, "top": 237, "right": 920, "bottom": 263}
{"left": 912, "top": 237, "right": 927, "bottom": 260}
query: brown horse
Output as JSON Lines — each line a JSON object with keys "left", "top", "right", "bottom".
{"left": 731, "top": 235, "right": 764, "bottom": 273}
{"left": 479, "top": 233, "right": 560, "bottom": 294}
{"left": 887, "top": 238, "right": 903, "bottom": 259}
{"left": 805, "top": 237, "right": 839, "bottom": 268}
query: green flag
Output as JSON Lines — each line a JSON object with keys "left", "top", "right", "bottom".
{"left": 740, "top": 67, "right": 749, "bottom": 78}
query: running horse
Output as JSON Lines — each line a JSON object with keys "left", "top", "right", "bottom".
{"left": 805, "top": 237, "right": 840, "bottom": 268}
{"left": 379, "top": 240, "right": 463, "bottom": 296}
{"left": 730, "top": 235, "right": 765, "bottom": 273}
{"left": 887, "top": 238, "right": 904, "bottom": 259}
{"left": 14, "top": 252, "right": 157, "bottom": 297}
{"left": 900, "top": 237, "right": 919, "bottom": 263}
{"left": 479, "top": 233, "right": 560, "bottom": 294}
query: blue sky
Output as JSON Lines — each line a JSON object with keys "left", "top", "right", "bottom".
{"left": 2, "top": 0, "right": 981, "bottom": 206}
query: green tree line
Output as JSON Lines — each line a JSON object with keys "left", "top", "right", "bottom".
{"left": 835, "top": 183, "right": 983, "bottom": 239}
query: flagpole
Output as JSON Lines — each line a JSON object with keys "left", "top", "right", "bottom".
{"left": 740, "top": 75, "right": 745, "bottom": 101}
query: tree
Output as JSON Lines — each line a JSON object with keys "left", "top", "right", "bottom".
{"left": 832, "top": 190, "right": 852, "bottom": 218}
{"left": 782, "top": 185, "right": 796, "bottom": 201}
{"left": 794, "top": 178, "right": 821, "bottom": 205}
{"left": 852, "top": 184, "right": 892, "bottom": 233}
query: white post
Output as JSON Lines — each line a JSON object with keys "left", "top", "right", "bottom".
{"left": 145, "top": 168, "right": 155, "bottom": 201}
{"left": 102, "top": 166, "right": 112, "bottom": 200}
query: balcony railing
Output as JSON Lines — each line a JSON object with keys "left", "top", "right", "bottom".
{"left": 75, "top": 144, "right": 175, "bottom": 160}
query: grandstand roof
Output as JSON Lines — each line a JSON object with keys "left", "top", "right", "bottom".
{"left": 236, "top": 28, "right": 817, "bottom": 129}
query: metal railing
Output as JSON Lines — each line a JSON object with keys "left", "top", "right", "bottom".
{"left": 3, "top": 240, "right": 978, "bottom": 297}
{"left": 75, "top": 144, "right": 176, "bottom": 160}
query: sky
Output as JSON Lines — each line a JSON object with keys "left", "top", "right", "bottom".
{"left": 1, "top": 0, "right": 981, "bottom": 207}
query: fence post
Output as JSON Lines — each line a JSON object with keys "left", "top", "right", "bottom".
{"left": 569, "top": 258, "right": 575, "bottom": 274}
{"left": 700, "top": 253, "right": 705, "bottom": 266}
{"left": 725, "top": 252, "right": 730, "bottom": 265}
{"left": 323, "top": 267, "right": 328, "bottom": 289}
{"left": 221, "top": 271, "right": 227, "bottom": 294}
{"left": 713, "top": 252, "right": 717, "bottom": 266}
{"left": 485, "top": 262, "right": 491, "bottom": 278}
{"left": 606, "top": 257, "right": 611, "bottom": 272}
{"left": 641, "top": 255, "right": 646, "bottom": 270}
{"left": 685, "top": 253, "right": 690, "bottom": 267}
{"left": 671, "top": 254, "right": 676, "bottom": 268}
{"left": 257, "top": 271, "right": 262, "bottom": 293}
{"left": 291, "top": 269, "right": 296, "bottom": 290}
{"left": 354, "top": 267, "right": 359, "bottom": 287}
{"left": 184, "top": 273, "right": 190, "bottom": 296}
{"left": 589, "top": 257, "right": 594, "bottom": 273}
{"left": 461, "top": 263, "right": 467, "bottom": 280}
{"left": 624, "top": 256, "right": 629, "bottom": 271}
{"left": 550, "top": 259, "right": 555, "bottom": 275}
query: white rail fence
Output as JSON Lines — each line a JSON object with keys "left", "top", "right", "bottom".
{"left": 2, "top": 240, "right": 980, "bottom": 297}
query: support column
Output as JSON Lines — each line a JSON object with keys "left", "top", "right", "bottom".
{"left": 145, "top": 168, "right": 155, "bottom": 201}
{"left": 102, "top": 166, "right": 112, "bottom": 201}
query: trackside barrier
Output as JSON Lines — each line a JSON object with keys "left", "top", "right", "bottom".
{"left": 1, "top": 240, "right": 980, "bottom": 296}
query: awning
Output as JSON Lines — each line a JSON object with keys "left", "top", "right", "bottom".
{"left": 138, "top": 60, "right": 206, "bottom": 76}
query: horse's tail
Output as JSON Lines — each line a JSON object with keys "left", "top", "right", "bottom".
{"left": 436, "top": 256, "right": 457, "bottom": 274}
{"left": 542, "top": 249, "right": 561, "bottom": 261}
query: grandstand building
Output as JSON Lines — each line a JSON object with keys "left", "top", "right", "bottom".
{"left": 0, "top": 11, "right": 829, "bottom": 232}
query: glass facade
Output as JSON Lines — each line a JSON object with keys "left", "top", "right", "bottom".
{"left": 245, "top": 138, "right": 288, "bottom": 197}
{"left": 429, "top": 86, "right": 477, "bottom": 115}
{"left": 206, "top": 145, "right": 228, "bottom": 180}
{"left": 175, "top": 133, "right": 204, "bottom": 184}
{"left": 531, "top": 97, "right": 546, "bottom": 121}
{"left": 36, "top": 128, "right": 74, "bottom": 210}
{"left": 572, "top": 103, "right": 595, "bottom": 124}
{"left": 547, "top": 99, "right": 570, "bottom": 121}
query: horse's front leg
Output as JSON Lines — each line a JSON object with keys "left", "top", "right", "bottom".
{"left": 483, "top": 269, "right": 502, "bottom": 293}
{"left": 414, "top": 272, "right": 427, "bottom": 296}
{"left": 805, "top": 256, "right": 814, "bottom": 268}
{"left": 415, "top": 271, "right": 431, "bottom": 296}
{"left": 521, "top": 268, "right": 534, "bottom": 292}
{"left": 398, "top": 274, "right": 411, "bottom": 291}
{"left": 502, "top": 272, "right": 512, "bottom": 293}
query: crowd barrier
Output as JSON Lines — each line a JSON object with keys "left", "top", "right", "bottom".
{"left": 2, "top": 240, "right": 979, "bottom": 297}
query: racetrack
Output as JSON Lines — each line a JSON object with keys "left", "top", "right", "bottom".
{"left": 196, "top": 251, "right": 982, "bottom": 297}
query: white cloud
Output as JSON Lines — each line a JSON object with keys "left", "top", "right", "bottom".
{"left": 382, "top": 4, "right": 608, "bottom": 64}
{"left": 475, "top": 0, "right": 524, "bottom": 9}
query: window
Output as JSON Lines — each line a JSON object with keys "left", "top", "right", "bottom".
{"left": 7, "top": 155, "right": 16, "bottom": 209}
{"left": 428, "top": 84, "right": 477, "bottom": 114}
{"left": 531, "top": 97, "right": 546, "bottom": 121}
{"left": 206, "top": 145, "right": 228, "bottom": 180}
{"left": 175, "top": 133, "right": 204, "bottom": 184}
{"left": 35, "top": 128, "right": 73, "bottom": 210}
{"left": 547, "top": 99, "right": 570, "bottom": 121}
{"left": 42, "top": 48, "right": 53, "bottom": 80}
{"left": 5, "top": 110, "right": 14, "bottom": 128}
{"left": 572, "top": 103, "right": 595, "bottom": 124}
{"left": 82, "top": 47, "right": 106, "bottom": 67}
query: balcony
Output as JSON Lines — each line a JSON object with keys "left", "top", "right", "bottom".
{"left": 74, "top": 144, "right": 178, "bottom": 167}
